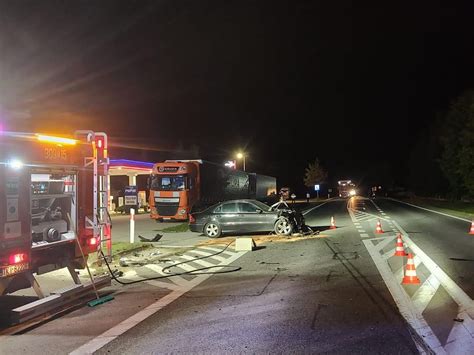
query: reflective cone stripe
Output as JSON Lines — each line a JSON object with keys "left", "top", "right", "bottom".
{"left": 394, "top": 234, "right": 406, "bottom": 256}
{"left": 375, "top": 219, "right": 384, "bottom": 234}
{"left": 402, "top": 253, "right": 420, "bottom": 284}
{"left": 330, "top": 216, "right": 336, "bottom": 229}
{"left": 469, "top": 221, "right": 474, "bottom": 235}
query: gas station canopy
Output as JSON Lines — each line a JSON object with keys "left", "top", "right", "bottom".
{"left": 108, "top": 159, "right": 154, "bottom": 176}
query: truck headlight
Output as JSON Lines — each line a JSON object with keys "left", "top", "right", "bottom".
{"left": 349, "top": 189, "right": 356, "bottom": 196}
{"left": 178, "top": 209, "right": 186, "bottom": 215}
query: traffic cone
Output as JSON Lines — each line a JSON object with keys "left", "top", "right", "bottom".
{"left": 393, "top": 233, "right": 407, "bottom": 257}
{"left": 469, "top": 221, "right": 474, "bottom": 235}
{"left": 375, "top": 219, "right": 384, "bottom": 234}
{"left": 330, "top": 216, "right": 336, "bottom": 229}
{"left": 402, "top": 253, "right": 420, "bottom": 284}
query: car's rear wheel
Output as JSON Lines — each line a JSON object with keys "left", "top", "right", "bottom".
{"left": 204, "top": 222, "right": 221, "bottom": 238}
{"left": 274, "top": 218, "right": 293, "bottom": 236}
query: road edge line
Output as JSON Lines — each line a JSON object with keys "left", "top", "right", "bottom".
{"left": 69, "top": 251, "right": 247, "bottom": 355}
{"left": 388, "top": 198, "right": 471, "bottom": 223}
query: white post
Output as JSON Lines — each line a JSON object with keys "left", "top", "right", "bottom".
{"left": 129, "top": 208, "right": 135, "bottom": 243}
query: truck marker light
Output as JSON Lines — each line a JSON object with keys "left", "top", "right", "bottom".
{"left": 88, "top": 237, "right": 98, "bottom": 246}
{"left": 36, "top": 134, "right": 77, "bottom": 145}
{"left": 9, "top": 253, "right": 28, "bottom": 264}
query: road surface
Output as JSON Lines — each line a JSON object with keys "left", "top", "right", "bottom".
{"left": 1, "top": 197, "right": 473, "bottom": 354}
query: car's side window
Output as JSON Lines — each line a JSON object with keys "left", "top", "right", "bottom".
{"left": 214, "top": 205, "right": 222, "bottom": 213}
{"left": 237, "top": 202, "right": 257, "bottom": 213}
{"left": 221, "top": 202, "right": 237, "bottom": 213}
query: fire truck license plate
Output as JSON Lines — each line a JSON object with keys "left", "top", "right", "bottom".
{"left": 0, "top": 262, "right": 29, "bottom": 277}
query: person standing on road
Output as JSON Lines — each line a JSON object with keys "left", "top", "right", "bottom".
{"left": 306, "top": 192, "right": 310, "bottom": 203}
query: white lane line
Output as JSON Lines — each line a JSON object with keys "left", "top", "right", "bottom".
{"left": 363, "top": 239, "right": 445, "bottom": 353}
{"left": 70, "top": 251, "right": 247, "bottom": 355}
{"left": 388, "top": 198, "right": 471, "bottom": 223}
{"left": 392, "top": 220, "right": 474, "bottom": 318}
{"left": 188, "top": 249, "right": 226, "bottom": 262}
{"left": 144, "top": 264, "right": 189, "bottom": 288}
{"left": 412, "top": 274, "right": 441, "bottom": 313}
{"left": 179, "top": 254, "right": 216, "bottom": 268}
{"left": 199, "top": 246, "right": 235, "bottom": 256}
{"left": 360, "top": 233, "right": 370, "bottom": 238}
{"left": 302, "top": 201, "right": 330, "bottom": 215}
{"left": 445, "top": 310, "right": 474, "bottom": 353}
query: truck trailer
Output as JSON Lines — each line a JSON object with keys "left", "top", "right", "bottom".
{"left": 148, "top": 160, "right": 277, "bottom": 221}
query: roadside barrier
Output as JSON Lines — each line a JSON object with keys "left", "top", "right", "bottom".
{"left": 375, "top": 219, "right": 384, "bottom": 234}
{"left": 394, "top": 233, "right": 407, "bottom": 256}
{"left": 330, "top": 216, "right": 336, "bottom": 229}
{"left": 402, "top": 253, "right": 420, "bottom": 284}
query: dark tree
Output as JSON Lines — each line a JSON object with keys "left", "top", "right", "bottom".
{"left": 439, "top": 91, "right": 474, "bottom": 198}
{"left": 303, "top": 158, "right": 328, "bottom": 188}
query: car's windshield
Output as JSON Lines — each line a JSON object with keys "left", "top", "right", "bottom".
{"left": 250, "top": 200, "right": 271, "bottom": 211}
{"left": 150, "top": 175, "right": 186, "bottom": 191}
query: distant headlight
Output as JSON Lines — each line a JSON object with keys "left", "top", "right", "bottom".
{"left": 349, "top": 189, "right": 356, "bottom": 196}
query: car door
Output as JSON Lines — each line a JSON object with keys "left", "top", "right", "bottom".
{"left": 215, "top": 202, "right": 240, "bottom": 233}
{"left": 237, "top": 202, "right": 269, "bottom": 233}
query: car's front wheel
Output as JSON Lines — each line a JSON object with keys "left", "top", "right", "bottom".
{"left": 204, "top": 222, "right": 222, "bottom": 238}
{"left": 274, "top": 218, "right": 293, "bottom": 236}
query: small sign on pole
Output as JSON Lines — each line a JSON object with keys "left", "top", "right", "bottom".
{"left": 314, "top": 184, "right": 320, "bottom": 191}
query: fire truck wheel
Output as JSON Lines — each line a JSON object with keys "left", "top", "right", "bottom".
{"left": 204, "top": 222, "right": 221, "bottom": 238}
{"left": 274, "top": 217, "right": 293, "bottom": 236}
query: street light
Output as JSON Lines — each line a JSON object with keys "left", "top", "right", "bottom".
{"left": 236, "top": 152, "right": 246, "bottom": 171}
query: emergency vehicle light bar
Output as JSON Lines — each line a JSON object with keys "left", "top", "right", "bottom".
{"left": 36, "top": 134, "right": 77, "bottom": 145}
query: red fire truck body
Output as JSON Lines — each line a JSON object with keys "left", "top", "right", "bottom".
{"left": 0, "top": 131, "right": 111, "bottom": 296}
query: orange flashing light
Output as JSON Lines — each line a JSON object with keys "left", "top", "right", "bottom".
{"left": 37, "top": 134, "right": 77, "bottom": 145}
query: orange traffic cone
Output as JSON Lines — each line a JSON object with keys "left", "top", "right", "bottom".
{"left": 375, "top": 219, "right": 384, "bottom": 234}
{"left": 330, "top": 216, "right": 336, "bottom": 229}
{"left": 393, "top": 233, "right": 406, "bottom": 257}
{"left": 469, "top": 221, "right": 474, "bottom": 235}
{"left": 402, "top": 253, "right": 420, "bottom": 284}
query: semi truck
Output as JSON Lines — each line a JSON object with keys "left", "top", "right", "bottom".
{"left": 0, "top": 130, "right": 111, "bottom": 323}
{"left": 338, "top": 180, "right": 357, "bottom": 198}
{"left": 148, "top": 160, "right": 277, "bottom": 221}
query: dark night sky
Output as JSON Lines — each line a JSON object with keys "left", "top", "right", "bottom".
{"left": 1, "top": 1, "right": 473, "bottom": 192}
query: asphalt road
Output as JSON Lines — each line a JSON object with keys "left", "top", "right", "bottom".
{"left": 2, "top": 197, "right": 473, "bottom": 353}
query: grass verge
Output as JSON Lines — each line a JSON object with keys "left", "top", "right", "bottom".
{"left": 400, "top": 197, "right": 474, "bottom": 219}
{"left": 161, "top": 223, "right": 189, "bottom": 233}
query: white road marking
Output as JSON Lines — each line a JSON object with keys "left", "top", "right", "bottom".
{"left": 188, "top": 249, "right": 226, "bottom": 262}
{"left": 360, "top": 233, "right": 369, "bottom": 238}
{"left": 350, "top": 198, "right": 474, "bottom": 352}
{"left": 179, "top": 254, "right": 216, "bottom": 268}
{"left": 144, "top": 264, "right": 189, "bottom": 288}
{"left": 412, "top": 275, "right": 441, "bottom": 313}
{"left": 198, "top": 246, "right": 235, "bottom": 256}
{"left": 392, "top": 221, "right": 474, "bottom": 319}
{"left": 70, "top": 251, "right": 247, "bottom": 354}
{"left": 363, "top": 239, "right": 445, "bottom": 353}
{"left": 389, "top": 198, "right": 471, "bottom": 223}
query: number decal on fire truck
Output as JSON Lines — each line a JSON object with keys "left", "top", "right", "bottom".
{"left": 44, "top": 147, "right": 67, "bottom": 161}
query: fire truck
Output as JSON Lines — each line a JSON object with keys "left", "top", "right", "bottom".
{"left": 0, "top": 130, "right": 112, "bottom": 322}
